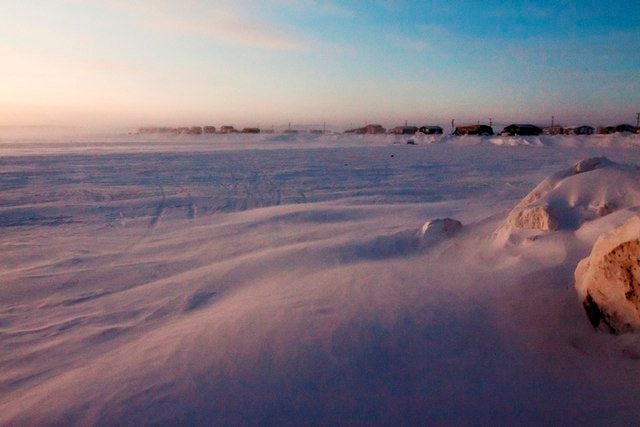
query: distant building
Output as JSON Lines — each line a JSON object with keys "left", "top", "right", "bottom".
{"left": 419, "top": 126, "right": 443, "bottom": 135}
{"left": 363, "top": 124, "right": 386, "bottom": 134}
{"left": 596, "top": 125, "right": 636, "bottom": 134}
{"left": 220, "top": 126, "right": 238, "bottom": 134}
{"left": 241, "top": 128, "right": 260, "bottom": 134}
{"left": 390, "top": 126, "right": 418, "bottom": 135}
{"left": 499, "top": 124, "right": 542, "bottom": 136}
{"left": 543, "top": 125, "right": 564, "bottom": 135}
{"left": 344, "top": 124, "right": 386, "bottom": 134}
{"left": 564, "top": 125, "right": 595, "bottom": 135}
{"left": 453, "top": 125, "right": 494, "bottom": 136}
{"left": 597, "top": 126, "right": 615, "bottom": 134}
{"left": 203, "top": 126, "right": 216, "bottom": 134}
{"left": 344, "top": 127, "right": 367, "bottom": 134}
{"left": 283, "top": 129, "right": 299, "bottom": 134}
{"left": 615, "top": 124, "right": 636, "bottom": 133}
{"left": 187, "top": 126, "right": 203, "bottom": 135}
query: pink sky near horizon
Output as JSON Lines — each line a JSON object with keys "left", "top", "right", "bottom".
{"left": 1, "top": 0, "right": 638, "bottom": 130}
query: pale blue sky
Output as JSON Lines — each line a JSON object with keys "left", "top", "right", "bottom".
{"left": 1, "top": 0, "right": 639, "bottom": 129}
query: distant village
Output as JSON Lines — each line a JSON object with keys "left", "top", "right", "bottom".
{"left": 137, "top": 118, "right": 640, "bottom": 137}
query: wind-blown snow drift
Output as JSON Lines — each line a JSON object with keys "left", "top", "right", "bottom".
{"left": 506, "top": 157, "right": 640, "bottom": 231}
{"left": 3, "top": 133, "right": 640, "bottom": 424}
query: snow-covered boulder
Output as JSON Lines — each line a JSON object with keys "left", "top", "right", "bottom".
{"left": 507, "top": 205, "right": 559, "bottom": 231}
{"left": 575, "top": 216, "right": 640, "bottom": 333}
{"left": 418, "top": 218, "right": 462, "bottom": 241}
{"left": 507, "top": 157, "right": 640, "bottom": 231}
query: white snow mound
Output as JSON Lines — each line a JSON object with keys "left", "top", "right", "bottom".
{"left": 418, "top": 218, "right": 462, "bottom": 241}
{"left": 575, "top": 215, "right": 640, "bottom": 333}
{"left": 506, "top": 157, "right": 640, "bottom": 231}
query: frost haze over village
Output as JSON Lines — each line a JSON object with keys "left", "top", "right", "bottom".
{"left": 1, "top": 0, "right": 640, "bottom": 425}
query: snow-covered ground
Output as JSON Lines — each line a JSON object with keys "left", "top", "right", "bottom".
{"left": 2, "top": 132, "right": 640, "bottom": 424}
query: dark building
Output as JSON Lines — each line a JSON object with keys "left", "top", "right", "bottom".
{"left": 597, "top": 124, "right": 637, "bottom": 134}
{"left": 242, "top": 128, "right": 261, "bottom": 134}
{"left": 615, "top": 124, "right": 636, "bottom": 133}
{"left": 564, "top": 126, "right": 595, "bottom": 135}
{"left": 597, "top": 126, "right": 615, "bottom": 134}
{"left": 203, "top": 126, "right": 216, "bottom": 134}
{"left": 499, "top": 124, "right": 542, "bottom": 136}
{"left": 419, "top": 126, "right": 443, "bottom": 135}
{"left": 390, "top": 126, "right": 418, "bottom": 135}
{"left": 453, "top": 125, "right": 494, "bottom": 136}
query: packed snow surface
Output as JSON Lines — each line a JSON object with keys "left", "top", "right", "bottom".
{"left": 2, "top": 132, "right": 640, "bottom": 424}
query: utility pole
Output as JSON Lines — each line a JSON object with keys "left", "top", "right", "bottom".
{"left": 405, "top": 120, "right": 408, "bottom": 126}
{"left": 451, "top": 119, "right": 455, "bottom": 134}
{"left": 551, "top": 115, "right": 555, "bottom": 129}
{"left": 323, "top": 121, "right": 326, "bottom": 134}
{"left": 489, "top": 118, "right": 493, "bottom": 127}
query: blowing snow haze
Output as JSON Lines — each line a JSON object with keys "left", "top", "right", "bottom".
{"left": 4, "top": 132, "right": 640, "bottom": 424}
{"left": 2, "top": 1, "right": 640, "bottom": 425}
